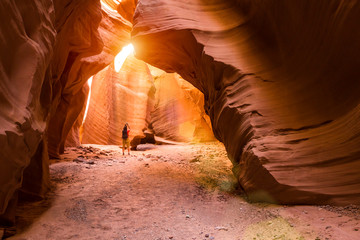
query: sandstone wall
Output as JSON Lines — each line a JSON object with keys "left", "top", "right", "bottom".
{"left": 64, "top": 83, "right": 89, "bottom": 148}
{"left": 0, "top": 0, "right": 135, "bottom": 224}
{"left": 132, "top": 0, "right": 360, "bottom": 204}
{"left": 82, "top": 54, "right": 154, "bottom": 145}
{"left": 2, "top": 0, "right": 360, "bottom": 225}
{"left": 62, "top": 0, "right": 136, "bottom": 148}
{"left": 47, "top": 0, "right": 133, "bottom": 158}
{"left": 0, "top": 0, "right": 56, "bottom": 221}
{"left": 81, "top": 64, "right": 215, "bottom": 146}
{"left": 151, "top": 73, "right": 215, "bottom": 142}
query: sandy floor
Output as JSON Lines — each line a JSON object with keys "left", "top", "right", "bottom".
{"left": 5, "top": 143, "right": 360, "bottom": 240}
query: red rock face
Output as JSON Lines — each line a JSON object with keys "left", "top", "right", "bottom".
{"left": 132, "top": 0, "right": 360, "bottom": 204}
{"left": 58, "top": 0, "right": 136, "bottom": 149}
{"left": 0, "top": 0, "right": 136, "bottom": 223}
{"left": 47, "top": 0, "right": 123, "bottom": 158}
{"left": 64, "top": 83, "right": 89, "bottom": 148}
{"left": 0, "top": 0, "right": 55, "bottom": 220}
{"left": 151, "top": 73, "right": 215, "bottom": 142}
{"left": 1, "top": 0, "right": 360, "bottom": 224}
{"left": 80, "top": 56, "right": 214, "bottom": 145}
{"left": 81, "top": 54, "right": 154, "bottom": 145}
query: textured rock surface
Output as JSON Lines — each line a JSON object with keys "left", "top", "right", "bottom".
{"left": 81, "top": 62, "right": 214, "bottom": 146}
{"left": 82, "top": 54, "right": 154, "bottom": 145}
{"left": 47, "top": 0, "right": 103, "bottom": 158}
{"left": 0, "top": 0, "right": 134, "bottom": 223}
{"left": 64, "top": 83, "right": 89, "bottom": 148}
{"left": 0, "top": 0, "right": 55, "bottom": 219}
{"left": 151, "top": 73, "right": 215, "bottom": 142}
{"left": 2, "top": 0, "right": 360, "bottom": 225}
{"left": 132, "top": 0, "right": 360, "bottom": 204}
{"left": 47, "top": 0, "right": 133, "bottom": 158}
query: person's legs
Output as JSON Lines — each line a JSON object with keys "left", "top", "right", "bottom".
{"left": 122, "top": 139, "right": 125, "bottom": 155}
{"left": 127, "top": 139, "right": 130, "bottom": 155}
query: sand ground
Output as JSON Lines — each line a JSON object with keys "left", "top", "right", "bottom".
{"left": 3, "top": 142, "right": 360, "bottom": 240}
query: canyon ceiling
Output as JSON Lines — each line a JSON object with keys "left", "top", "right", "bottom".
{"left": 1, "top": 0, "right": 360, "bottom": 224}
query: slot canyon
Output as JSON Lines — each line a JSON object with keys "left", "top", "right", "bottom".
{"left": 1, "top": 0, "right": 360, "bottom": 239}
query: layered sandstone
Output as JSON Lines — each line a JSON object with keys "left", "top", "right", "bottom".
{"left": 81, "top": 58, "right": 214, "bottom": 146}
{"left": 47, "top": 0, "right": 133, "bottom": 158}
{"left": 1, "top": 0, "right": 360, "bottom": 227}
{"left": 64, "top": 83, "right": 89, "bottom": 148}
{"left": 151, "top": 73, "right": 214, "bottom": 142}
{"left": 0, "top": 0, "right": 136, "bottom": 224}
{"left": 82, "top": 54, "right": 154, "bottom": 145}
{"left": 0, "top": 0, "right": 56, "bottom": 221}
{"left": 132, "top": 0, "right": 360, "bottom": 204}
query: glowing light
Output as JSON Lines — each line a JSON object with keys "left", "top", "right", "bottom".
{"left": 100, "top": 1, "right": 118, "bottom": 13}
{"left": 114, "top": 44, "right": 134, "bottom": 72}
{"left": 82, "top": 76, "right": 93, "bottom": 124}
{"left": 113, "top": 0, "right": 121, "bottom": 5}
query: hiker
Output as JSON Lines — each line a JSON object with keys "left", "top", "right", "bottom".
{"left": 122, "top": 123, "right": 130, "bottom": 155}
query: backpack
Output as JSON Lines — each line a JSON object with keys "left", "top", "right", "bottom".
{"left": 122, "top": 127, "right": 128, "bottom": 139}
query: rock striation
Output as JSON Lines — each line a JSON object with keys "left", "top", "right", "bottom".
{"left": 81, "top": 54, "right": 154, "bottom": 145}
{"left": 0, "top": 0, "right": 135, "bottom": 224}
{"left": 0, "top": 0, "right": 56, "bottom": 223}
{"left": 47, "top": 0, "right": 133, "bottom": 158}
{"left": 80, "top": 57, "right": 214, "bottom": 146}
{"left": 132, "top": 0, "right": 360, "bottom": 204}
{"left": 1, "top": 0, "right": 360, "bottom": 226}
{"left": 151, "top": 73, "right": 215, "bottom": 142}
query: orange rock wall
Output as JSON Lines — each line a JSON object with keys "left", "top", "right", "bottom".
{"left": 151, "top": 73, "right": 214, "bottom": 142}
{"left": 0, "top": 0, "right": 136, "bottom": 223}
{"left": 0, "top": 0, "right": 55, "bottom": 219}
{"left": 2, "top": 0, "right": 360, "bottom": 224}
{"left": 80, "top": 65, "right": 214, "bottom": 145}
{"left": 47, "top": 0, "right": 133, "bottom": 158}
{"left": 82, "top": 55, "right": 154, "bottom": 145}
{"left": 132, "top": 0, "right": 360, "bottom": 204}
{"left": 64, "top": 83, "right": 89, "bottom": 148}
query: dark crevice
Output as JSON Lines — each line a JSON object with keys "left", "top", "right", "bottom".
{"left": 275, "top": 120, "right": 333, "bottom": 133}
{"left": 242, "top": 73, "right": 275, "bottom": 83}
{"left": 250, "top": 110, "right": 263, "bottom": 117}
{"left": 285, "top": 138, "right": 310, "bottom": 144}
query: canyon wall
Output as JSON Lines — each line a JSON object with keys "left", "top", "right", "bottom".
{"left": 0, "top": 0, "right": 55, "bottom": 223}
{"left": 151, "top": 73, "right": 214, "bottom": 142}
{"left": 81, "top": 58, "right": 214, "bottom": 146}
{"left": 47, "top": 0, "right": 133, "bottom": 158}
{"left": 132, "top": 0, "right": 360, "bottom": 204}
{"left": 1, "top": 0, "right": 360, "bottom": 226}
{"left": 0, "top": 0, "right": 135, "bottom": 224}
{"left": 81, "top": 55, "right": 154, "bottom": 145}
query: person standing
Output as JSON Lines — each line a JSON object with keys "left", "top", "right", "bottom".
{"left": 122, "top": 123, "right": 130, "bottom": 155}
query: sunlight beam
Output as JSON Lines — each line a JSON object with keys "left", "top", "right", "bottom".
{"left": 82, "top": 76, "right": 93, "bottom": 125}
{"left": 114, "top": 44, "right": 134, "bottom": 72}
{"left": 100, "top": 1, "right": 118, "bottom": 13}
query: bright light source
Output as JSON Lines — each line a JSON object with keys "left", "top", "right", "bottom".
{"left": 82, "top": 76, "right": 93, "bottom": 124}
{"left": 101, "top": 1, "right": 118, "bottom": 13}
{"left": 114, "top": 44, "right": 134, "bottom": 72}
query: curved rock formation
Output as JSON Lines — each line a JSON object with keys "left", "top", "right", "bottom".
{"left": 64, "top": 83, "right": 89, "bottom": 148}
{"left": 0, "top": 0, "right": 56, "bottom": 222}
{"left": 61, "top": 0, "right": 136, "bottom": 149}
{"left": 0, "top": 0, "right": 135, "bottom": 224}
{"left": 2, "top": 0, "right": 360, "bottom": 226}
{"left": 47, "top": 0, "right": 132, "bottom": 158}
{"left": 81, "top": 57, "right": 214, "bottom": 146}
{"left": 151, "top": 72, "right": 215, "bottom": 142}
{"left": 132, "top": 0, "right": 360, "bottom": 204}
{"left": 82, "top": 54, "right": 154, "bottom": 145}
